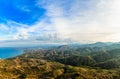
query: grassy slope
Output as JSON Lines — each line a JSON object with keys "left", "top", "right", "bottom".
{"left": 0, "top": 44, "right": 120, "bottom": 79}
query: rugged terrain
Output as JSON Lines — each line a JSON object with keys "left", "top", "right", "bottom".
{"left": 0, "top": 42, "right": 120, "bottom": 79}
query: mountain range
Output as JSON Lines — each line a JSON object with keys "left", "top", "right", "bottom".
{"left": 0, "top": 42, "right": 120, "bottom": 79}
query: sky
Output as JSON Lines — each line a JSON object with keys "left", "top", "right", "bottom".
{"left": 0, "top": 0, "right": 120, "bottom": 46}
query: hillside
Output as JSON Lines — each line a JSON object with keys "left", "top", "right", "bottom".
{"left": 0, "top": 43, "right": 120, "bottom": 79}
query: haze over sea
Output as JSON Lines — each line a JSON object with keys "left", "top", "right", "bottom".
{"left": 0, "top": 43, "right": 62, "bottom": 59}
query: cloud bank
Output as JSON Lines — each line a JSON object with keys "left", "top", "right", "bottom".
{"left": 1, "top": 0, "right": 120, "bottom": 45}
{"left": 37, "top": 0, "right": 120, "bottom": 42}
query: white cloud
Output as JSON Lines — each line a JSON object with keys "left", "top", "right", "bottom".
{"left": 36, "top": 0, "right": 120, "bottom": 42}
{"left": 1, "top": 0, "right": 120, "bottom": 43}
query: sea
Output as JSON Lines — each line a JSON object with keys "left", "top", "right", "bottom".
{"left": 0, "top": 44, "right": 61, "bottom": 59}
{"left": 0, "top": 47, "right": 24, "bottom": 59}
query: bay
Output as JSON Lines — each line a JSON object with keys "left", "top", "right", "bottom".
{"left": 0, "top": 47, "right": 24, "bottom": 59}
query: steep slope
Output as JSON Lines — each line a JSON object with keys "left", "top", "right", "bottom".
{"left": 0, "top": 55, "right": 120, "bottom": 79}
{"left": 0, "top": 43, "right": 120, "bottom": 79}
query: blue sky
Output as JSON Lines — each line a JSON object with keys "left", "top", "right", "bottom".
{"left": 0, "top": 0, "right": 120, "bottom": 46}
{"left": 0, "top": 0, "right": 45, "bottom": 25}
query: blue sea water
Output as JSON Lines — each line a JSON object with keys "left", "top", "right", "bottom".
{"left": 0, "top": 44, "right": 61, "bottom": 59}
{"left": 0, "top": 47, "right": 24, "bottom": 59}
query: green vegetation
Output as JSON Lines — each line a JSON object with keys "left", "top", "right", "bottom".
{"left": 1, "top": 43, "right": 120, "bottom": 79}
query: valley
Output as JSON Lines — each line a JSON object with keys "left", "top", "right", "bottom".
{"left": 0, "top": 42, "right": 120, "bottom": 79}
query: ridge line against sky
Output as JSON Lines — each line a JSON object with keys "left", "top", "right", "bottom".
{"left": 0, "top": 0, "right": 120, "bottom": 46}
